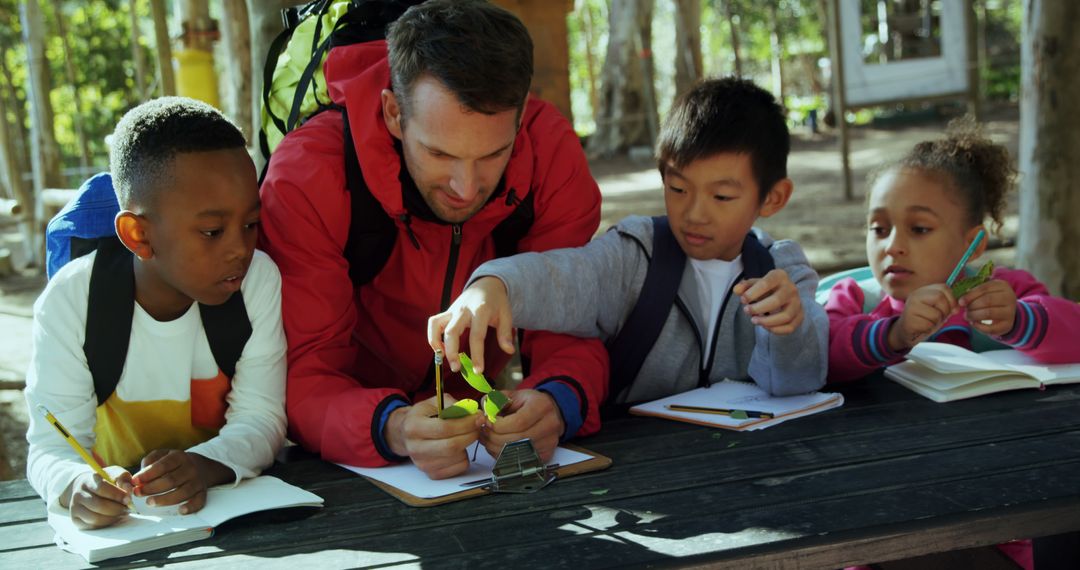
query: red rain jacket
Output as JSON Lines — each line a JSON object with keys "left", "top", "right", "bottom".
{"left": 259, "top": 40, "right": 609, "bottom": 467}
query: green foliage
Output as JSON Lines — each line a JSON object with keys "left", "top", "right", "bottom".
{"left": 445, "top": 353, "right": 510, "bottom": 423}
{"left": 951, "top": 260, "right": 995, "bottom": 299}
{"left": 439, "top": 398, "right": 478, "bottom": 419}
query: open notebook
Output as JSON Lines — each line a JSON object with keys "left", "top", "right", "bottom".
{"left": 48, "top": 475, "right": 323, "bottom": 563}
{"left": 629, "top": 380, "right": 843, "bottom": 431}
{"left": 339, "top": 444, "right": 611, "bottom": 507}
{"left": 885, "top": 342, "right": 1080, "bottom": 402}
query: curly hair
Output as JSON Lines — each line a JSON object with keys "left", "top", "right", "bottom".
{"left": 892, "top": 116, "right": 1016, "bottom": 233}
{"left": 109, "top": 96, "right": 246, "bottom": 211}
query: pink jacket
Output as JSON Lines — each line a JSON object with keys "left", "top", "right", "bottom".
{"left": 826, "top": 267, "right": 1080, "bottom": 383}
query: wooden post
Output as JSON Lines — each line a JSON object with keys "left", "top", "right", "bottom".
{"left": 964, "top": 0, "right": 981, "bottom": 121}
{"left": 222, "top": 0, "right": 253, "bottom": 143}
{"left": 827, "top": 0, "right": 853, "bottom": 201}
{"left": 150, "top": 0, "right": 177, "bottom": 96}
{"left": 491, "top": 0, "right": 575, "bottom": 123}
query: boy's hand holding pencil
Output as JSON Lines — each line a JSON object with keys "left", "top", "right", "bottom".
{"left": 66, "top": 467, "right": 134, "bottom": 530}
{"left": 734, "top": 269, "right": 804, "bottom": 335}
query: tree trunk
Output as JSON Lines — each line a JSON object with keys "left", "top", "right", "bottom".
{"left": 150, "top": 0, "right": 176, "bottom": 96}
{"left": 674, "top": 0, "right": 703, "bottom": 98}
{"left": 221, "top": 0, "right": 253, "bottom": 142}
{"left": 130, "top": 0, "right": 149, "bottom": 100}
{"left": 588, "top": 0, "right": 656, "bottom": 158}
{"left": 1016, "top": 0, "right": 1080, "bottom": 300}
{"left": 53, "top": 3, "right": 92, "bottom": 170}
{"left": 21, "top": 0, "right": 64, "bottom": 265}
{"left": 0, "top": 66, "right": 35, "bottom": 267}
{"left": 722, "top": 0, "right": 743, "bottom": 77}
{"left": 767, "top": 1, "right": 786, "bottom": 107}
{"left": 0, "top": 52, "right": 30, "bottom": 193}
{"left": 581, "top": 1, "right": 601, "bottom": 127}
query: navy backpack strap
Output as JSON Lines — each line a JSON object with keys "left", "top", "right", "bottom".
{"left": 199, "top": 294, "right": 252, "bottom": 379}
{"left": 84, "top": 237, "right": 135, "bottom": 405}
{"left": 605, "top": 216, "right": 686, "bottom": 403}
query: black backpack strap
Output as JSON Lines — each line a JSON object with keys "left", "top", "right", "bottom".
{"left": 199, "top": 294, "right": 252, "bottom": 379}
{"left": 605, "top": 216, "right": 686, "bottom": 402}
{"left": 84, "top": 238, "right": 136, "bottom": 405}
{"left": 491, "top": 189, "right": 535, "bottom": 259}
{"left": 341, "top": 107, "right": 397, "bottom": 286}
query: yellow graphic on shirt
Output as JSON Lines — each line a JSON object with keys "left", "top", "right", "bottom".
{"left": 93, "top": 371, "right": 231, "bottom": 468}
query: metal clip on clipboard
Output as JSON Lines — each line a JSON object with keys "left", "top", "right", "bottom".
{"left": 461, "top": 439, "right": 558, "bottom": 493}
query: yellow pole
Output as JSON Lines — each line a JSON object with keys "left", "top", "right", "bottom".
{"left": 176, "top": 0, "right": 220, "bottom": 107}
{"left": 175, "top": 49, "right": 219, "bottom": 107}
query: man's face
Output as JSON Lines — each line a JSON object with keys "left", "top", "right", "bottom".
{"left": 142, "top": 148, "right": 260, "bottom": 308}
{"left": 383, "top": 76, "right": 520, "bottom": 224}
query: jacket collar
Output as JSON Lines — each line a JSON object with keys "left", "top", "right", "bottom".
{"left": 740, "top": 231, "right": 775, "bottom": 279}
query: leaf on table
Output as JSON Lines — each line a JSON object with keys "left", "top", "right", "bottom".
{"left": 951, "top": 260, "right": 995, "bottom": 298}
{"left": 727, "top": 441, "right": 740, "bottom": 448}
{"left": 458, "top": 353, "right": 494, "bottom": 393}
{"left": 730, "top": 410, "right": 749, "bottom": 420}
{"left": 439, "top": 398, "right": 478, "bottom": 419}
{"left": 590, "top": 489, "right": 609, "bottom": 496}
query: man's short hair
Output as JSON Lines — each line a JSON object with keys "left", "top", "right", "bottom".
{"left": 109, "top": 96, "right": 247, "bottom": 210}
{"left": 656, "top": 77, "right": 789, "bottom": 201}
{"left": 387, "top": 0, "right": 533, "bottom": 119}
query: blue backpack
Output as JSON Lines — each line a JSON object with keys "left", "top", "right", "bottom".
{"left": 45, "top": 173, "right": 252, "bottom": 405}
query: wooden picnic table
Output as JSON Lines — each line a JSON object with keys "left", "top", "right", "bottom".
{"left": 3, "top": 376, "right": 1080, "bottom": 568}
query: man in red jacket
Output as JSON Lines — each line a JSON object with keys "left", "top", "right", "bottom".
{"left": 259, "top": 0, "right": 608, "bottom": 479}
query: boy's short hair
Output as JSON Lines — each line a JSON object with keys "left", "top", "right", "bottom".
{"left": 387, "top": 0, "right": 533, "bottom": 120}
{"left": 656, "top": 77, "right": 789, "bottom": 202}
{"left": 109, "top": 96, "right": 247, "bottom": 210}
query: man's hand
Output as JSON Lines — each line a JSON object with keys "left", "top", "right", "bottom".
{"left": 888, "top": 284, "right": 958, "bottom": 351}
{"left": 385, "top": 395, "right": 482, "bottom": 480}
{"left": 733, "top": 269, "right": 804, "bottom": 335}
{"left": 479, "top": 389, "right": 563, "bottom": 463}
{"left": 959, "top": 279, "right": 1018, "bottom": 337}
{"left": 62, "top": 466, "right": 132, "bottom": 529}
{"left": 131, "top": 450, "right": 232, "bottom": 515}
{"left": 428, "top": 276, "right": 516, "bottom": 374}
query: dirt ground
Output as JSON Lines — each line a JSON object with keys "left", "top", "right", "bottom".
{"left": 0, "top": 105, "right": 1021, "bottom": 482}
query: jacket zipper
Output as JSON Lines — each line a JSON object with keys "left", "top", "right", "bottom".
{"left": 695, "top": 271, "right": 745, "bottom": 388}
{"left": 439, "top": 224, "right": 463, "bottom": 311}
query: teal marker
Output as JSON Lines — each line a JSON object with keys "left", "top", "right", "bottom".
{"left": 945, "top": 229, "right": 986, "bottom": 287}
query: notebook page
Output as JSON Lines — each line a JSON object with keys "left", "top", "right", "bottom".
{"left": 338, "top": 446, "right": 592, "bottom": 500}
{"left": 197, "top": 476, "right": 324, "bottom": 527}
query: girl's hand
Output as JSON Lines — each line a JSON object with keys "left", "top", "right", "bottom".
{"left": 427, "top": 276, "right": 516, "bottom": 374}
{"left": 889, "top": 284, "right": 957, "bottom": 351}
{"left": 960, "top": 279, "right": 1018, "bottom": 337}
{"left": 132, "top": 450, "right": 231, "bottom": 515}
{"left": 65, "top": 466, "right": 133, "bottom": 529}
{"left": 733, "top": 269, "right": 804, "bottom": 335}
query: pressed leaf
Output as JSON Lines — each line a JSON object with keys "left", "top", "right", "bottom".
{"left": 730, "top": 410, "right": 749, "bottom": 420}
{"left": 590, "top": 489, "right": 609, "bottom": 496}
{"left": 458, "top": 353, "right": 494, "bottom": 393}
{"left": 439, "top": 398, "right": 479, "bottom": 419}
{"left": 951, "top": 260, "right": 995, "bottom": 298}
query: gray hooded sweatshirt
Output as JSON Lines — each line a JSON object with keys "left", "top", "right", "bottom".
{"left": 468, "top": 215, "right": 827, "bottom": 404}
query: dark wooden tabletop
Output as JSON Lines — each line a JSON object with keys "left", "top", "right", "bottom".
{"left": 4, "top": 377, "right": 1080, "bottom": 569}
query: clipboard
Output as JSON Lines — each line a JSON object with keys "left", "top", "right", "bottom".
{"left": 344, "top": 442, "right": 612, "bottom": 507}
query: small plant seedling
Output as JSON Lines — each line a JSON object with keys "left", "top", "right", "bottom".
{"left": 437, "top": 353, "right": 511, "bottom": 422}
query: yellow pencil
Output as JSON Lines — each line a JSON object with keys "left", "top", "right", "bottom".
{"left": 434, "top": 349, "right": 444, "bottom": 415}
{"left": 36, "top": 404, "right": 118, "bottom": 486}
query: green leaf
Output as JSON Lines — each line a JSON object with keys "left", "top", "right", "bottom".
{"left": 458, "top": 353, "right": 494, "bottom": 393}
{"left": 727, "top": 441, "right": 740, "bottom": 448}
{"left": 711, "top": 433, "right": 723, "bottom": 439}
{"left": 487, "top": 389, "right": 510, "bottom": 410}
{"left": 439, "top": 398, "right": 478, "bottom": 419}
{"left": 951, "top": 260, "right": 995, "bottom": 298}
{"left": 590, "top": 489, "right": 609, "bottom": 496}
{"left": 483, "top": 396, "right": 502, "bottom": 423}
{"left": 730, "top": 410, "right": 749, "bottom": 420}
